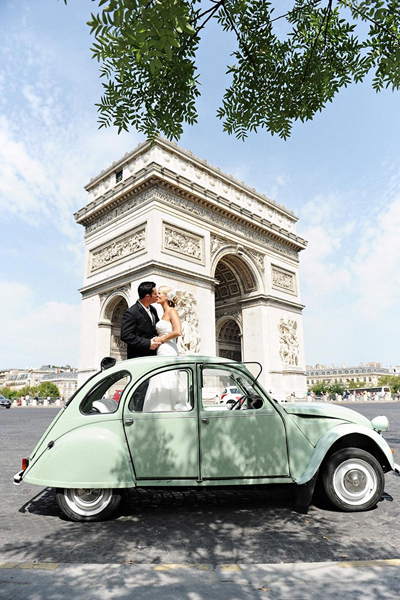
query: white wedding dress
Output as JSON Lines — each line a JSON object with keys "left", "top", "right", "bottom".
{"left": 142, "top": 321, "right": 190, "bottom": 412}
{"left": 155, "top": 320, "right": 178, "bottom": 357}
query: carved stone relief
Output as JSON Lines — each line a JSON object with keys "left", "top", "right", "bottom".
{"left": 278, "top": 318, "right": 299, "bottom": 367}
{"left": 111, "top": 334, "right": 127, "bottom": 351}
{"left": 90, "top": 226, "right": 146, "bottom": 273}
{"left": 175, "top": 291, "right": 201, "bottom": 354}
{"left": 161, "top": 189, "right": 298, "bottom": 258}
{"left": 85, "top": 189, "right": 153, "bottom": 234}
{"left": 249, "top": 250, "right": 265, "bottom": 274}
{"left": 210, "top": 235, "right": 225, "bottom": 261}
{"left": 163, "top": 223, "right": 204, "bottom": 264}
{"left": 272, "top": 266, "right": 296, "bottom": 294}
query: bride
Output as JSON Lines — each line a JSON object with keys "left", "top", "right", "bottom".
{"left": 153, "top": 286, "right": 181, "bottom": 357}
{"left": 142, "top": 286, "right": 189, "bottom": 412}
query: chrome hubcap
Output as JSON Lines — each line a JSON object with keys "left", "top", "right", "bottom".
{"left": 333, "top": 459, "right": 377, "bottom": 506}
{"left": 64, "top": 488, "right": 113, "bottom": 516}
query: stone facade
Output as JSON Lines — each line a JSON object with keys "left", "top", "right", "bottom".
{"left": 306, "top": 362, "right": 400, "bottom": 389}
{"left": 75, "top": 137, "right": 308, "bottom": 397}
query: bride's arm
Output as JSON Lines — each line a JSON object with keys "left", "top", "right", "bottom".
{"left": 159, "top": 309, "right": 182, "bottom": 343}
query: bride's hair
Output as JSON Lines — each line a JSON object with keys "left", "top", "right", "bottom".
{"left": 159, "top": 285, "right": 178, "bottom": 308}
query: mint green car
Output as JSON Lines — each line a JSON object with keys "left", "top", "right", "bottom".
{"left": 14, "top": 356, "right": 399, "bottom": 521}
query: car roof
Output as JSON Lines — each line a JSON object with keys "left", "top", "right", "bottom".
{"left": 98, "top": 355, "right": 250, "bottom": 381}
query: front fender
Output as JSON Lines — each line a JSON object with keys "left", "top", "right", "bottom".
{"left": 23, "top": 422, "right": 135, "bottom": 488}
{"left": 296, "top": 423, "right": 395, "bottom": 485}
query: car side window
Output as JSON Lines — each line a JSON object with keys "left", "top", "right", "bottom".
{"left": 129, "top": 368, "right": 193, "bottom": 413}
{"left": 201, "top": 367, "right": 264, "bottom": 411}
{"left": 80, "top": 371, "right": 131, "bottom": 415}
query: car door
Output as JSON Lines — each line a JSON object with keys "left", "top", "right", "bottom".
{"left": 199, "top": 365, "right": 289, "bottom": 479}
{"left": 123, "top": 365, "right": 199, "bottom": 480}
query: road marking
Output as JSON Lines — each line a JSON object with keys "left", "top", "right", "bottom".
{"left": 220, "top": 564, "right": 242, "bottom": 572}
{"left": 339, "top": 559, "right": 400, "bottom": 568}
{"left": 0, "top": 563, "right": 60, "bottom": 570}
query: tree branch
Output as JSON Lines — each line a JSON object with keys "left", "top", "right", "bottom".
{"left": 221, "top": 2, "right": 259, "bottom": 74}
{"left": 301, "top": 3, "right": 331, "bottom": 85}
{"left": 338, "top": 0, "right": 400, "bottom": 43}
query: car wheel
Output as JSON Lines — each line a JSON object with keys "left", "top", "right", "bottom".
{"left": 6, "top": 405, "right": 11, "bottom": 409}
{"left": 56, "top": 488, "right": 121, "bottom": 522}
{"left": 322, "top": 448, "right": 384, "bottom": 512}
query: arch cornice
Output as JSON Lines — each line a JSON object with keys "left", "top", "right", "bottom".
{"left": 75, "top": 144, "right": 307, "bottom": 256}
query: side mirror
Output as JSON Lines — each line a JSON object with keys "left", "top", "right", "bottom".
{"left": 100, "top": 357, "right": 117, "bottom": 371}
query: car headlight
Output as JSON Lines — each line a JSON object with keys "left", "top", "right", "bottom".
{"left": 370, "top": 415, "right": 389, "bottom": 433}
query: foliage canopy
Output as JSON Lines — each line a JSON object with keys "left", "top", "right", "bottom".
{"left": 67, "top": 0, "right": 400, "bottom": 139}
{"left": 378, "top": 374, "right": 400, "bottom": 391}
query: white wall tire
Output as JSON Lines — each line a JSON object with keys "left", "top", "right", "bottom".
{"left": 322, "top": 448, "right": 384, "bottom": 512}
{"left": 56, "top": 488, "right": 121, "bottom": 522}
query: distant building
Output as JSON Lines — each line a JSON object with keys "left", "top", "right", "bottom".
{"left": 40, "top": 371, "right": 78, "bottom": 400}
{"left": 0, "top": 365, "right": 77, "bottom": 396}
{"left": 306, "top": 362, "right": 400, "bottom": 388}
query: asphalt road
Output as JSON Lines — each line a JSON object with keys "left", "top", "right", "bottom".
{"left": 1, "top": 403, "right": 399, "bottom": 566}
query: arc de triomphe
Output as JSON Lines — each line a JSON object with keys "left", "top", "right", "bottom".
{"left": 74, "top": 137, "right": 307, "bottom": 398}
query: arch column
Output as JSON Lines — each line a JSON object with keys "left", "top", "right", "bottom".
{"left": 241, "top": 301, "right": 271, "bottom": 389}
{"left": 97, "top": 320, "right": 113, "bottom": 364}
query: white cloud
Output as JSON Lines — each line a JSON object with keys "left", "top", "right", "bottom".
{"left": 0, "top": 280, "right": 81, "bottom": 368}
{"left": 299, "top": 186, "right": 400, "bottom": 365}
{"left": 351, "top": 195, "right": 400, "bottom": 318}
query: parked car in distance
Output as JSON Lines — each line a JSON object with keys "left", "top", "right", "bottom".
{"left": 14, "top": 355, "right": 400, "bottom": 522}
{"left": 217, "top": 385, "right": 242, "bottom": 406}
{"left": 0, "top": 394, "right": 11, "bottom": 409}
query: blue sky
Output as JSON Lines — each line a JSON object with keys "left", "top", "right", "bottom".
{"left": 1, "top": 0, "right": 399, "bottom": 369}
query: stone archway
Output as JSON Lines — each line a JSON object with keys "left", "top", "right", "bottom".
{"left": 217, "top": 318, "right": 242, "bottom": 361}
{"left": 214, "top": 253, "right": 258, "bottom": 360}
{"left": 107, "top": 297, "right": 128, "bottom": 361}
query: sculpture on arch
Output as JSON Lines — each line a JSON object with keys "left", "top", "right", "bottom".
{"left": 278, "top": 318, "right": 299, "bottom": 367}
{"left": 175, "top": 291, "right": 201, "bottom": 355}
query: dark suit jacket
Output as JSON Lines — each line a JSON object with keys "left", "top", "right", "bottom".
{"left": 120, "top": 301, "right": 159, "bottom": 359}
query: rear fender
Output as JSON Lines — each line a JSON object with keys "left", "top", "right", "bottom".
{"left": 23, "top": 422, "right": 135, "bottom": 489}
{"left": 296, "top": 423, "right": 395, "bottom": 485}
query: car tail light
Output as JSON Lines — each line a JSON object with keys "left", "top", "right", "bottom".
{"left": 22, "top": 458, "right": 29, "bottom": 471}
{"left": 221, "top": 394, "right": 226, "bottom": 400}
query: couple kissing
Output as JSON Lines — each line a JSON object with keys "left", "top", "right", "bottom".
{"left": 120, "top": 281, "right": 181, "bottom": 359}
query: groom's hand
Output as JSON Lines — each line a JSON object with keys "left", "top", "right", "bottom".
{"left": 150, "top": 338, "right": 161, "bottom": 350}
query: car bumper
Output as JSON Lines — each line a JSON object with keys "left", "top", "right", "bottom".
{"left": 13, "top": 470, "right": 24, "bottom": 485}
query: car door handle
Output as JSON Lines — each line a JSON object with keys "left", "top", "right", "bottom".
{"left": 201, "top": 417, "right": 209, "bottom": 424}
{"left": 124, "top": 418, "right": 134, "bottom": 426}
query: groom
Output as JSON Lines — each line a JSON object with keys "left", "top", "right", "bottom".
{"left": 120, "top": 281, "right": 161, "bottom": 359}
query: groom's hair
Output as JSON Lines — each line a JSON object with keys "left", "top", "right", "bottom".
{"left": 138, "top": 281, "right": 156, "bottom": 299}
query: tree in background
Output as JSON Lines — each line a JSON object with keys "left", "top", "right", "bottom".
{"left": 347, "top": 379, "right": 367, "bottom": 389}
{"left": 70, "top": 1, "right": 400, "bottom": 140}
{"left": 378, "top": 374, "right": 400, "bottom": 392}
{"left": 310, "top": 381, "right": 329, "bottom": 395}
{"left": 0, "top": 387, "right": 19, "bottom": 399}
{"left": 328, "top": 382, "right": 345, "bottom": 396}
{"left": 37, "top": 382, "right": 61, "bottom": 398}
{"left": 16, "top": 386, "right": 36, "bottom": 398}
